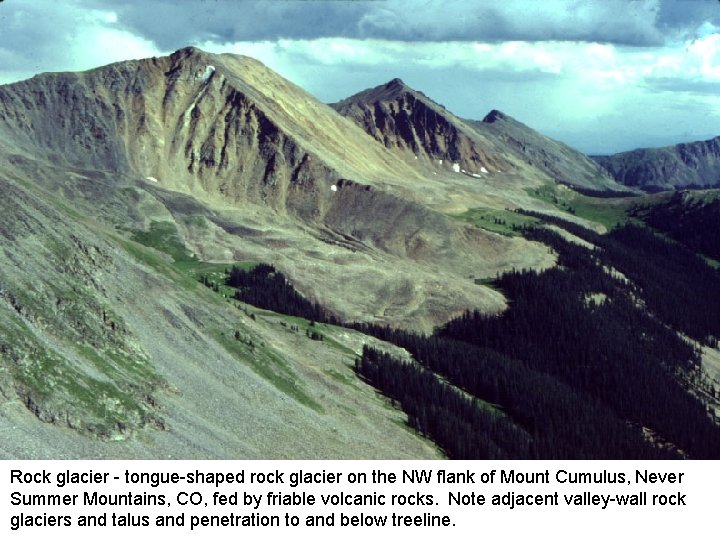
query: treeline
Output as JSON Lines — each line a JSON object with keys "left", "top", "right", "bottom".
{"left": 225, "top": 264, "right": 338, "bottom": 324}
{"left": 352, "top": 324, "right": 665, "bottom": 459}
{"left": 207, "top": 224, "right": 720, "bottom": 459}
{"left": 441, "top": 226, "right": 720, "bottom": 458}
{"left": 633, "top": 192, "right": 720, "bottom": 263}
{"left": 519, "top": 210, "right": 720, "bottom": 344}
{"left": 567, "top": 185, "right": 641, "bottom": 198}
{"left": 356, "top": 346, "right": 532, "bottom": 459}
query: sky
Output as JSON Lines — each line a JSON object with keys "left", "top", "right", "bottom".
{"left": 0, "top": 0, "right": 719, "bottom": 154}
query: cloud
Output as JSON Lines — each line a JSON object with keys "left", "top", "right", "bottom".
{"left": 0, "top": 0, "right": 162, "bottom": 84}
{"left": 78, "top": 0, "right": 368, "bottom": 48}
{"left": 196, "top": 34, "right": 720, "bottom": 153}
{"left": 355, "top": 0, "right": 665, "bottom": 45}
{"left": 76, "top": 0, "right": 717, "bottom": 47}
{"left": 202, "top": 33, "right": 720, "bottom": 86}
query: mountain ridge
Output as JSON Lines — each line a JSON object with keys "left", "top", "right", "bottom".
{"left": 468, "top": 108, "right": 624, "bottom": 191}
{"left": 332, "top": 77, "right": 627, "bottom": 193}
{"left": 331, "top": 77, "right": 510, "bottom": 176}
{"left": 592, "top": 135, "right": 720, "bottom": 191}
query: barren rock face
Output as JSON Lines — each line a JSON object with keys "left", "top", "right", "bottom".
{"left": 332, "top": 78, "right": 626, "bottom": 194}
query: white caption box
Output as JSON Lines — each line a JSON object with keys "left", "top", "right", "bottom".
{"left": 1, "top": 460, "right": 717, "bottom": 539}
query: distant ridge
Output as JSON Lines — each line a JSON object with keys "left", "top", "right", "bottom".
{"left": 592, "top": 136, "right": 720, "bottom": 191}
{"left": 467, "top": 109, "right": 624, "bottom": 190}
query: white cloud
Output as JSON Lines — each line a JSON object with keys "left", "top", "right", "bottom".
{"left": 0, "top": 2, "right": 163, "bottom": 84}
{"left": 192, "top": 35, "right": 720, "bottom": 152}
{"left": 197, "top": 34, "right": 720, "bottom": 86}
{"left": 66, "top": 13, "right": 163, "bottom": 70}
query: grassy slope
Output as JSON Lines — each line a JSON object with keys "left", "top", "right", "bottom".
{"left": 525, "top": 183, "right": 640, "bottom": 230}
{"left": 0, "top": 180, "right": 442, "bottom": 457}
{"left": 452, "top": 207, "right": 540, "bottom": 236}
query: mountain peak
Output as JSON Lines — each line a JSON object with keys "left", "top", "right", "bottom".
{"left": 333, "top": 78, "right": 417, "bottom": 108}
{"left": 482, "top": 109, "right": 509, "bottom": 123}
{"left": 331, "top": 77, "right": 509, "bottom": 174}
{"left": 470, "top": 109, "right": 623, "bottom": 190}
{"left": 386, "top": 77, "right": 407, "bottom": 89}
{"left": 172, "top": 46, "right": 208, "bottom": 58}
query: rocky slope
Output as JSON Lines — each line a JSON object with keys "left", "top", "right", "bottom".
{"left": 592, "top": 136, "right": 720, "bottom": 191}
{"left": 472, "top": 110, "right": 624, "bottom": 191}
{"left": 0, "top": 167, "right": 444, "bottom": 458}
{"left": 331, "top": 79, "right": 626, "bottom": 193}
{"left": 331, "top": 78, "right": 509, "bottom": 176}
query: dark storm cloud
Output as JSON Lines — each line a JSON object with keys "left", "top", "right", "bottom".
{"left": 657, "top": 0, "right": 720, "bottom": 32}
{"left": 76, "top": 0, "right": 718, "bottom": 47}
{"left": 1, "top": 0, "right": 718, "bottom": 154}
{"left": 78, "top": 0, "right": 369, "bottom": 48}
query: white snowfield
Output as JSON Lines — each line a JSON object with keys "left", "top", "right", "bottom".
{"left": 200, "top": 65, "right": 215, "bottom": 83}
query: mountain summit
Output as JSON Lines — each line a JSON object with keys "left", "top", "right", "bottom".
{"left": 331, "top": 79, "right": 508, "bottom": 175}
{"left": 482, "top": 109, "right": 509, "bottom": 123}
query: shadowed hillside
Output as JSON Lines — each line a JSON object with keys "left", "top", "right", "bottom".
{"left": 593, "top": 136, "right": 720, "bottom": 191}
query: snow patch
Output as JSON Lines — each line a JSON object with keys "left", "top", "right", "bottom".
{"left": 146, "top": 176, "right": 158, "bottom": 183}
{"left": 452, "top": 163, "right": 460, "bottom": 173}
{"left": 480, "top": 166, "right": 488, "bottom": 174}
{"left": 438, "top": 159, "right": 443, "bottom": 165}
{"left": 414, "top": 155, "right": 418, "bottom": 160}
{"left": 471, "top": 173, "right": 483, "bottom": 179}
{"left": 330, "top": 185, "right": 338, "bottom": 192}
{"left": 200, "top": 65, "right": 215, "bottom": 83}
